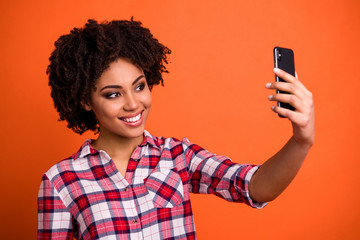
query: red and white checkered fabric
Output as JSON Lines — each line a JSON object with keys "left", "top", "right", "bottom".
{"left": 38, "top": 130, "right": 266, "bottom": 239}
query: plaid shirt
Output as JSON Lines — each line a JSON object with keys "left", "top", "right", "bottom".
{"left": 38, "top": 130, "right": 266, "bottom": 239}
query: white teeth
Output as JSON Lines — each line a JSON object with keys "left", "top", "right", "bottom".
{"left": 122, "top": 113, "right": 141, "bottom": 123}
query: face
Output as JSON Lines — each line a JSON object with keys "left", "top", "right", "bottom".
{"left": 85, "top": 58, "right": 152, "bottom": 141}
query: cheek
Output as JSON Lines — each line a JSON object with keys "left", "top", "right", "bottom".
{"left": 145, "top": 92, "right": 152, "bottom": 109}
{"left": 140, "top": 89, "right": 152, "bottom": 109}
{"left": 95, "top": 101, "right": 121, "bottom": 118}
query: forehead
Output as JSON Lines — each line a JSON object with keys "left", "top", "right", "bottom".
{"left": 96, "top": 58, "right": 144, "bottom": 87}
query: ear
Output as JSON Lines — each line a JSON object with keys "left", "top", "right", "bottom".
{"left": 82, "top": 101, "right": 92, "bottom": 111}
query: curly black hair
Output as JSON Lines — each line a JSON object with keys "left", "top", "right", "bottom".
{"left": 47, "top": 18, "right": 171, "bottom": 135}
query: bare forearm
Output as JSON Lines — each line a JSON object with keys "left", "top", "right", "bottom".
{"left": 249, "top": 137, "right": 312, "bottom": 203}
{"left": 250, "top": 68, "right": 315, "bottom": 203}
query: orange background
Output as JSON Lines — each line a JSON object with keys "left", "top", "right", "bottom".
{"left": 1, "top": 0, "right": 359, "bottom": 239}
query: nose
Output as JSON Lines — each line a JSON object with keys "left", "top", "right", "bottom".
{"left": 123, "top": 93, "right": 139, "bottom": 111}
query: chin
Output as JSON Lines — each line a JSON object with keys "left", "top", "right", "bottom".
{"left": 119, "top": 127, "right": 145, "bottom": 139}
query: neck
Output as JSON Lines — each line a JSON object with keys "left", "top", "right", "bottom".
{"left": 92, "top": 131, "right": 144, "bottom": 160}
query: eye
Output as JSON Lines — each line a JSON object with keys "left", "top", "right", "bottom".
{"left": 105, "top": 92, "right": 121, "bottom": 99}
{"left": 136, "top": 83, "right": 146, "bottom": 91}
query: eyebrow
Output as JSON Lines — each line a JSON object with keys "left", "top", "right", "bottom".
{"left": 99, "top": 75, "right": 145, "bottom": 92}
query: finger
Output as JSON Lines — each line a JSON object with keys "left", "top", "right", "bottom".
{"left": 274, "top": 68, "right": 312, "bottom": 97}
{"left": 274, "top": 68, "right": 297, "bottom": 83}
{"left": 266, "top": 82, "right": 309, "bottom": 102}
{"left": 271, "top": 105, "right": 313, "bottom": 129}
{"left": 271, "top": 105, "right": 301, "bottom": 121}
{"left": 268, "top": 93, "right": 305, "bottom": 111}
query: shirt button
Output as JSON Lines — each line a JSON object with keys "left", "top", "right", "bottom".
{"left": 124, "top": 187, "right": 129, "bottom": 192}
{"left": 133, "top": 219, "right": 138, "bottom": 224}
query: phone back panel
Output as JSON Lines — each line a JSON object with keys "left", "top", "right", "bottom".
{"left": 273, "top": 47, "right": 295, "bottom": 113}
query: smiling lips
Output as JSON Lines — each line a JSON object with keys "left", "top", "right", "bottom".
{"left": 119, "top": 111, "right": 143, "bottom": 126}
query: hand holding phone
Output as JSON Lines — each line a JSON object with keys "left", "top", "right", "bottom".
{"left": 267, "top": 47, "right": 315, "bottom": 146}
{"left": 273, "top": 47, "right": 295, "bottom": 116}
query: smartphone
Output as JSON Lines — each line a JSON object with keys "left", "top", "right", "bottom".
{"left": 273, "top": 47, "right": 296, "bottom": 116}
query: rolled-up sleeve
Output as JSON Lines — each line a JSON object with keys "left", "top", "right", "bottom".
{"left": 182, "top": 138, "right": 267, "bottom": 209}
{"left": 38, "top": 174, "right": 75, "bottom": 239}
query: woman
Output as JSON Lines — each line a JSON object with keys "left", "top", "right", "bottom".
{"left": 38, "top": 19, "right": 314, "bottom": 239}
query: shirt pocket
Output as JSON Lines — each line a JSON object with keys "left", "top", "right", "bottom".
{"left": 144, "top": 168, "right": 184, "bottom": 208}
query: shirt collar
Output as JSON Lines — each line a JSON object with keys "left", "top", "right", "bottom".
{"left": 71, "top": 139, "right": 97, "bottom": 160}
{"left": 141, "top": 130, "right": 161, "bottom": 150}
{"left": 72, "top": 130, "right": 160, "bottom": 160}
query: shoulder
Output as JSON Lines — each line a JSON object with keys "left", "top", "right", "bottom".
{"left": 43, "top": 139, "right": 95, "bottom": 182}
